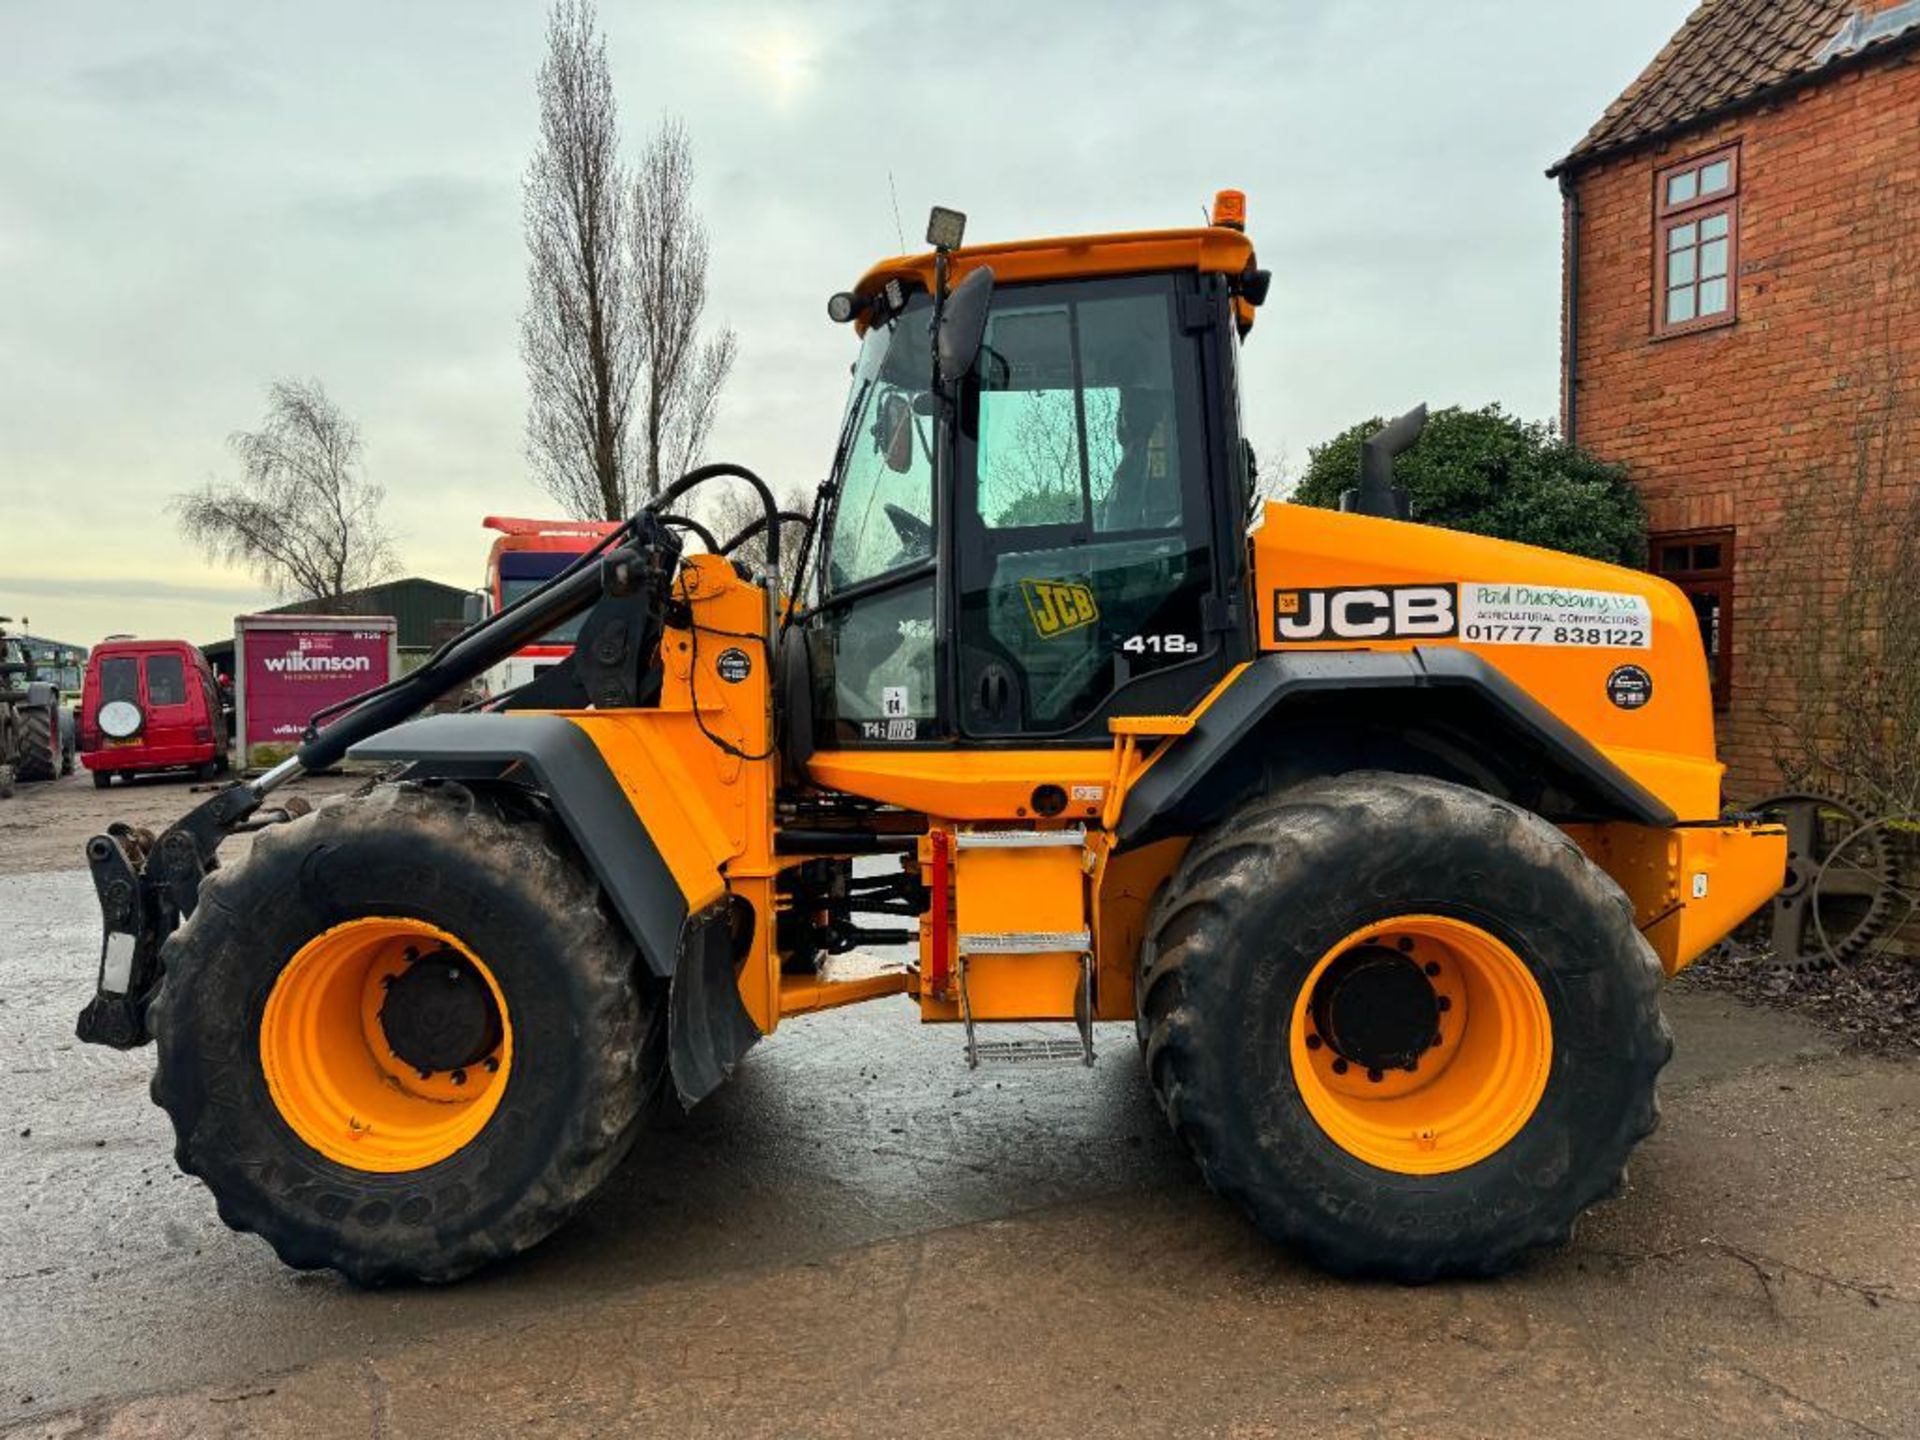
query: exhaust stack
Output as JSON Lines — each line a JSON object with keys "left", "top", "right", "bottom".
{"left": 1341, "top": 403, "right": 1426, "bottom": 521}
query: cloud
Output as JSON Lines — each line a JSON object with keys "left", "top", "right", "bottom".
{"left": 11, "top": 573, "right": 266, "bottom": 606}
{"left": 72, "top": 48, "right": 265, "bottom": 110}
{"left": 294, "top": 175, "right": 506, "bottom": 233}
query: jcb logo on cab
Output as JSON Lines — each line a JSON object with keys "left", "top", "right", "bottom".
{"left": 1272, "top": 585, "right": 1458, "bottom": 644}
{"left": 1022, "top": 578, "right": 1100, "bottom": 638}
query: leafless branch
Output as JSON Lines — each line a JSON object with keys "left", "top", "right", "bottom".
{"left": 520, "top": 0, "right": 637, "bottom": 521}
{"left": 519, "top": 16, "right": 736, "bottom": 520}
{"left": 632, "top": 115, "right": 736, "bottom": 500}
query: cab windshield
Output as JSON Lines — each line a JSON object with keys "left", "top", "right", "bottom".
{"left": 824, "top": 298, "right": 935, "bottom": 594}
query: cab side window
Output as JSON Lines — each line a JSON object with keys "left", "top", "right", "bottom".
{"left": 959, "top": 279, "right": 1211, "bottom": 736}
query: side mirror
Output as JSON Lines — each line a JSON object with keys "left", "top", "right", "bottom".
{"left": 462, "top": 591, "right": 486, "bottom": 627}
{"left": 935, "top": 265, "right": 995, "bottom": 396}
{"left": 876, "top": 392, "right": 915, "bottom": 474}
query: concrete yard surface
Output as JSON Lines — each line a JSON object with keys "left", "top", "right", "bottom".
{"left": 3, "top": 842, "right": 1919, "bottom": 1436}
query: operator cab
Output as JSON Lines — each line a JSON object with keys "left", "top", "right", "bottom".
{"left": 808, "top": 202, "right": 1266, "bottom": 750}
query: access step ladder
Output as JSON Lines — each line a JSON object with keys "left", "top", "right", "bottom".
{"left": 947, "top": 826, "right": 1096, "bottom": 1069}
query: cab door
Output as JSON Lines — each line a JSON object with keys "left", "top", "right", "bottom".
{"left": 953, "top": 274, "right": 1241, "bottom": 741}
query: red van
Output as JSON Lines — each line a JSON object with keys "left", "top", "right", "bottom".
{"left": 79, "top": 640, "right": 229, "bottom": 788}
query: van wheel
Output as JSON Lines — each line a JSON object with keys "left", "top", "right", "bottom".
{"left": 195, "top": 760, "right": 219, "bottom": 782}
{"left": 148, "top": 780, "right": 663, "bottom": 1285}
{"left": 92, "top": 770, "right": 111, "bottom": 790}
{"left": 1138, "top": 772, "right": 1668, "bottom": 1280}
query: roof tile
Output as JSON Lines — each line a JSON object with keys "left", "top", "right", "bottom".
{"left": 1554, "top": 0, "right": 1919, "bottom": 172}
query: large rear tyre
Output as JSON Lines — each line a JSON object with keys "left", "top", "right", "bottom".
{"left": 1138, "top": 772, "right": 1668, "bottom": 1281}
{"left": 148, "top": 780, "right": 665, "bottom": 1284}
{"left": 15, "top": 706, "right": 56, "bottom": 782}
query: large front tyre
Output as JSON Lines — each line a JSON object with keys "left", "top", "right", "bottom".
{"left": 148, "top": 781, "right": 663, "bottom": 1285}
{"left": 1139, "top": 772, "right": 1669, "bottom": 1281}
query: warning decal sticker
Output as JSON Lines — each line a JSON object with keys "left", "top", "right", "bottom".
{"left": 1459, "top": 583, "right": 1652, "bottom": 650}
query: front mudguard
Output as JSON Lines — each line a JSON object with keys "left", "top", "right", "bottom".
{"left": 668, "top": 901, "right": 761, "bottom": 1108}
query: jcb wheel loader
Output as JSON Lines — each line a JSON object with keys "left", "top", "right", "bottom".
{"left": 75, "top": 196, "right": 1786, "bottom": 1284}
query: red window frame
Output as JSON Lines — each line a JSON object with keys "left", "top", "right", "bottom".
{"left": 1653, "top": 144, "right": 1739, "bottom": 337}
{"left": 1650, "top": 529, "right": 1734, "bottom": 710}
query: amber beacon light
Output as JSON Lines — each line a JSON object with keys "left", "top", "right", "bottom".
{"left": 1211, "top": 188, "right": 1247, "bottom": 230}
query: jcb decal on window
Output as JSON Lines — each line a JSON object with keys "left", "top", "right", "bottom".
{"left": 1021, "top": 578, "right": 1100, "bottom": 639}
{"left": 1272, "top": 585, "right": 1458, "bottom": 644}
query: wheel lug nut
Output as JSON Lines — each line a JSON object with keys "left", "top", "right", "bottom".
{"left": 1423, "top": 962, "right": 1441, "bottom": 977}
{"left": 379, "top": 974, "right": 394, "bottom": 989}
{"left": 1332, "top": 1058, "right": 1350, "bottom": 1075}
{"left": 1397, "top": 938, "right": 1413, "bottom": 952}
{"left": 451, "top": 1069, "right": 467, "bottom": 1087}
{"left": 1366, "top": 1068, "right": 1384, "bottom": 1084}
{"left": 1436, "top": 995, "right": 1452, "bottom": 1012}
{"left": 1305, "top": 1034, "right": 1323, "bottom": 1051}
{"left": 415, "top": 1066, "right": 433, "bottom": 1080}
{"left": 404, "top": 946, "right": 419, "bottom": 963}
{"left": 1403, "top": 1058, "right": 1419, "bottom": 1073}
{"left": 483, "top": 1056, "right": 500, "bottom": 1074}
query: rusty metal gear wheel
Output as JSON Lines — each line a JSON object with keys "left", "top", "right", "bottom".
{"left": 1814, "top": 814, "right": 1919, "bottom": 967}
{"left": 1742, "top": 792, "right": 1897, "bottom": 970}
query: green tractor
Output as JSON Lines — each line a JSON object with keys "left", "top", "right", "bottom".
{"left": 0, "top": 617, "right": 71, "bottom": 796}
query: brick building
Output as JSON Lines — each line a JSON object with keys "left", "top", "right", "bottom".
{"left": 1550, "top": 0, "right": 1920, "bottom": 798}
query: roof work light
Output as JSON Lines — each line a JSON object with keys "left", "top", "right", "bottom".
{"left": 925, "top": 206, "right": 966, "bottom": 251}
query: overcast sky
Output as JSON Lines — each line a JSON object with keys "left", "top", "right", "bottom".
{"left": 0, "top": 0, "right": 1684, "bottom": 648}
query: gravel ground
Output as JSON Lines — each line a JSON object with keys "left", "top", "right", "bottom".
{"left": 0, "top": 768, "right": 363, "bottom": 876}
{"left": 5, "top": 773, "right": 1920, "bottom": 1437}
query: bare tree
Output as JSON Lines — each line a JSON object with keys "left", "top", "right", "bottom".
{"left": 631, "top": 117, "right": 737, "bottom": 500}
{"left": 521, "top": 0, "right": 637, "bottom": 521}
{"left": 174, "top": 379, "right": 397, "bottom": 602}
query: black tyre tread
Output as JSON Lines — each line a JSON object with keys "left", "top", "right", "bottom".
{"left": 148, "top": 780, "right": 658, "bottom": 1285}
{"left": 1139, "top": 770, "right": 1669, "bottom": 1281}
{"left": 15, "top": 706, "right": 55, "bottom": 782}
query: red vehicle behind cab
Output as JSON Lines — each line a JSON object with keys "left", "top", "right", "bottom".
{"left": 80, "top": 640, "right": 229, "bottom": 788}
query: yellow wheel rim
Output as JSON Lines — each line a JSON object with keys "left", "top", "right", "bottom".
{"left": 260, "top": 917, "right": 512, "bottom": 1173}
{"left": 1289, "top": 915, "right": 1551, "bottom": 1175}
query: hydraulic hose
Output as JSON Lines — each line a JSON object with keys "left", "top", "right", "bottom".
{"left": 290, "top": 544, "right": 645, "bottom": 774}
{"left": 653, "top": 463, "right": 782, "bottom": 574}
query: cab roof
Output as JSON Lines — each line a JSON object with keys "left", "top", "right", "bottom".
{"left": 852, "top": 224, "right": 1260, "bottom": 331}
